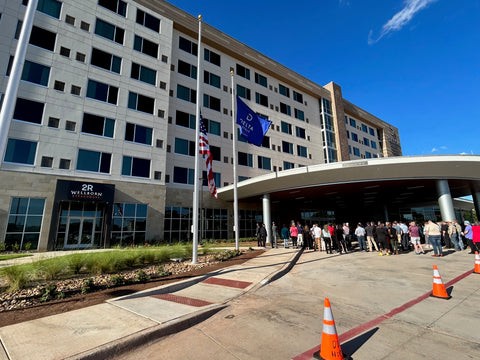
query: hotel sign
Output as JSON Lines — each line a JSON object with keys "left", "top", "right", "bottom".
{"left": 55, "top": 180, "right": 115, "bottom": 203}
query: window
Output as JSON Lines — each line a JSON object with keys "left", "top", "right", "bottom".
{"left": 111, "top": 203, "right": 147, "bottom": 247}
{"left": 60, "top": 46, "right": 70, "bottom": 57}
{"left": 281, "top": 121, "right": 292, "bottom": 135}
{"left": 4, "top": 139, "right": 37, "bottom": 165}
{"left": 13, "top": 98, "right": 44, "bottom": 124}
{"left": 76, "top": 149, "right": 111, "bottom": 173}
{"left": 322, "top": 98, "right": 332, "bottom": 114}
{"left": 176, "top": 110, "right": 195, "bottom": 129}
{"left": 237, "top": 84, "right": 251, "bottom": 100}
{"left": 349, "top": 118, "right": 356, "bottom": 127}
{"left": 54, "top": 80, "right": 65, "bottom": 91}
{"left": 80, "top": 21, "right": 90, "bottom": 31}
{"left": 65, "top": 120, "right": 76, "bottom": 131}
{"left": 174, "top": 166, "right": 194, "bottom": 184}
{"left": 237, "top": 128, "right": 247, "bottom": 143}
{"left": 98, "top": 0, "right": 127, "bottom": 17}
{"left": 297, "top": 145, "right": 307, "bottom": 158}
{"left": 37, "top": 0, "right": 62, "bottom": 19}
{"left": 371, "top": 141, "right": 377, "bottom": 150}
{"left": 179, "top": 36, "right": 197, "bottom": 56}
{"left": 283, "top": 161, "right": 294, "bottom": 170}
{"left": 86, "top": 79, "right": 118, "bottom": 104}
{"left": 5, "top": 197, "right": 45, "bottom": 251}
{"left": 279, "top": 84, "right": 290, "bottom": 97}
{"left": 203, "top": 94, "right": 221, "bottom": 111}
{"left": 293, "top": 91, "right": 303, "bottom": 103}
{"left": 365, "top": 151, "right": 372, "bottom": 159}
{"left": 48, "top": 117, "right": 59, "bottom": 128}
{"left": 362, "top": 124, "right": 368, "bottom": 133}
{"left": 59, "top": 158, "right": 70, "bottom": 169}
{"left": 209, "top": 146, "right": 221, "bottom": 161}
{"left": 128, "top": 92, "right": 155, "bottom": 114}
{"left": 201, "top": 171, "right": 221, "bottom": 187}
{"left": 95, "top": 18, "right": 124, "bottom": 44}
{"left": 204, "top": 71, "right": 220, "bottom": 88}
{"left": 177, "top": 85, "right": 196, "bottom": 103}
{"left": 262, "top": 135, "right": 270, "bottom": 148}
{"left": 177, "top": 60, "right": 197, "bottom": 79}
{"left": 294, "top": 108, "right": 305, "bottom": 121}
{"left": 65, "top": 15, "right": 75, "bottom": 25}
{"left": 82, "top": 113, "right": 115, "bottom": 138}
{"left": 255, "top": 73, "right": 267, "bottom": 87}
{"left": 282, "top": 141, "right": 293, "bottom": 154}
{"left": 21, "top": 60, "right": 50, "bottom": 86}
{"left": 29, "top": 26, "right": 56, "bottom": 51}
{"left": 351, "top": 132, "right": 359, "bottom": 142}
{"left": 296, "top": 126, "right": 306, "bottom": 139}
{"left": 258, "top": 156, "right": 271, "bottom": 170}
{"left": 236, "top": 64, "right": 250, "bottom": 80}
{"left": 71, "top": 85, "right": 81, "bottom": 95}
{"left": 136, "top": 9, "right": 160, "bottom": 32}
{"left": 353, "top": 147, "right": 360, "bottom": 157}
{"left": 91, "top": 48, "right": 121, "bottom": 74}
{"left": 280, "top": 102, "right": 291, "bottom": 116}
{"left": 76, "top": 52, "right": 86, "bottom": 62}
{"left": 122, "top": 156, "right": 150, "bottom": 178}
{"left": 204, "top": 48, "right": 221, "bottom": 66}
{"left": 363, "top": 138, "right": 370, "bottom": 147}
{"left": 41, "top": 156, "right": 53, "bottom": 167}
{"left": 125, "top": 122, "right": 152, "bottom": 145}
{"left": 255, "top": 92, "right": 268, "bottom": 107}
{"left": 369, "top": 127, "right": 375, "bottom": 136}
{"left": 131, "top": 62, "right": 156, "bottom": 86}
{"left": 133, "top": 35, "right": 158, "bottom": 58}
{"left": 238, "top": 152, "right": 253, "bottom": 167}
{"left": 174, "top": 138, "right": 195, "bottom": 156}
{"left": 204, "top": 118, "right": 221, "bottom": 136}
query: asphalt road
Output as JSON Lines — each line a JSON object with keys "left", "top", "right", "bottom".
{"left": 117, "top": 248, "right": 480, "bottom": 360}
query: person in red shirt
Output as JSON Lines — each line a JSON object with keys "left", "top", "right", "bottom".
{"left": 472, "top": 221, "right": 480, "bottom": 253}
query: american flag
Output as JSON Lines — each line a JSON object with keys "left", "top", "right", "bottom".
{"left": 199, "top": 115, "right": 217, "bottom": 198}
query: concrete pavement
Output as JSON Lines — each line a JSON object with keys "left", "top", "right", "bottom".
{"left": 0, "top": 247, "right": 302, "bottom": 360}
{"left": 115, "top": 248, "right": 480, "bottom": 360}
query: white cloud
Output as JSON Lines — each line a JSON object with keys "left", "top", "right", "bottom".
{"left": 368, "top": 0, "right": 438, "bottom": 45}
{"left": 431, "top": 145, "right": 447, "bottom": 153}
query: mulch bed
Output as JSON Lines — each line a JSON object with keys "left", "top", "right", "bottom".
{"left": 0, "top": 249, "right": 264, "bottom": 327}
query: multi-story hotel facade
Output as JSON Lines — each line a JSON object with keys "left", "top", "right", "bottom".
{"left": 0, "top": 0, "right": 402, "bottom": 251}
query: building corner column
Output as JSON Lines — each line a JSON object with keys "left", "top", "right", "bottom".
{"left": 436, "top": 180, "right": 456, "bottom": 221}
{"left": 262, "top": 194, "right": 271, "bottom": 245}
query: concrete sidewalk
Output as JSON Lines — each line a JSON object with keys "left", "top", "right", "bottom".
{"left": 0, "top": 247, "right": 302, "bottom": 360}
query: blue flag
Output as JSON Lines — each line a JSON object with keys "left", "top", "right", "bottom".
{"left": 236, "top": 96, "right": 271, "bottom": 146}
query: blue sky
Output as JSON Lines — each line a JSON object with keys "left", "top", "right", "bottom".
{"left": 167, "top": 0, "right": 480, "bottom": 157}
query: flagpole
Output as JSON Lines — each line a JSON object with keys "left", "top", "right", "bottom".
{"left": 0, "top": 0, "right": 39, "bottom": 164}
{"left": 192, "top": 15, "right": 202, "bottom": 264}
{"left": 231, "top": 71, "right": 240, "bottom": 251}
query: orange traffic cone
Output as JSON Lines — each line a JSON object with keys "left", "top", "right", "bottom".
{"left": 431, "top": 265, "right": 451, "bottom": 299}
{"left": 314, "top": 298, "right": 351, "bottom": 360}
{"left": 474, "top": 252, "right": 480, "bottom": 274}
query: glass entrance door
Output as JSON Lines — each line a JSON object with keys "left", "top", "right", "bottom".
{"left": 65, "top": 217, "right": 95, "bottom": 248}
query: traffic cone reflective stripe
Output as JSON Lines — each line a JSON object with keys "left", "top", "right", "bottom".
{"left": 474, "top": 252, "right": 480, "bottom": 274}
{"left": 431, "top": 265, "right": 451, "bottom": 299}
{"left": 314, "top": 298, "right": 351, "bottom": 360}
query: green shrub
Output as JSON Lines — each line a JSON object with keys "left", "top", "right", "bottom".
{"left": 1, "top": 265, "right": 31, "bottom": 292}
{"left": 24, "top": 242, "right": 32, "bottom": 251}
{"left": 135, "top": 269, "right": 149, "bottom": 283}
{"left": 110, "top": 275, "right": 126, "bottom": 286}
{"left": 81, "top": 278, "right": 95, "bottom": 294}
{"left": 67, "top": 254, "right": 87, "bottom": 274}
{"left": 12, "top": 242, "right": 20, "bottom": 253}
{"left": 0, "top": 242, "right": 5, "bottom": 252}
{"left": 40, "top": 284, "right": 57, "bottom": 302}
{"left": 157, "top": 265, "right": 172, "bottom": 277}
{"left": 57, "top": 292, "right": 65, "bottom": 300}
{"left": 37, "top": 257, "right": 67, "bottom": 280}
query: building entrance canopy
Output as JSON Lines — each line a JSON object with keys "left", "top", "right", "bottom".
{"left": 218, "top": 155, "right": 480, "bottom": 221}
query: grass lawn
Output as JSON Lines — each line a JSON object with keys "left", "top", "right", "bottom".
{"left": 0, "top": 254, "right": 33, "bottom": 261}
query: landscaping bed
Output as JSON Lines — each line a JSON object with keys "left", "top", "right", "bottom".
{"left": 0, "top": 248, "right": 263, "bottom": 327}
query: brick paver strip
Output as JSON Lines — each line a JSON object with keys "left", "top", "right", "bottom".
{"left": 152, "top": 294, "right": 214, "bottom": 307}
{"left": 202, "top": 277, "right": 252, "bottom": 289}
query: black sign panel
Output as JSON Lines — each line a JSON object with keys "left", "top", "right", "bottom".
{"left": 55, "top": 180, "right": 115, "bottom": 203}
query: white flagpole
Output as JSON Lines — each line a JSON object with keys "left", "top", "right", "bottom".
{"left": 192, "top": 15, "right": 203, "bottom": 264}
{"left": 231, "top": 71, "right": 240, "bottom": 251}
{"left": 0, "top": 0, "right": 39, "bottom": 164}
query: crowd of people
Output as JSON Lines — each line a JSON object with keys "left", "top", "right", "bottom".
{"left": 259, "top": 219, "right": 480, "bottom": 256}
